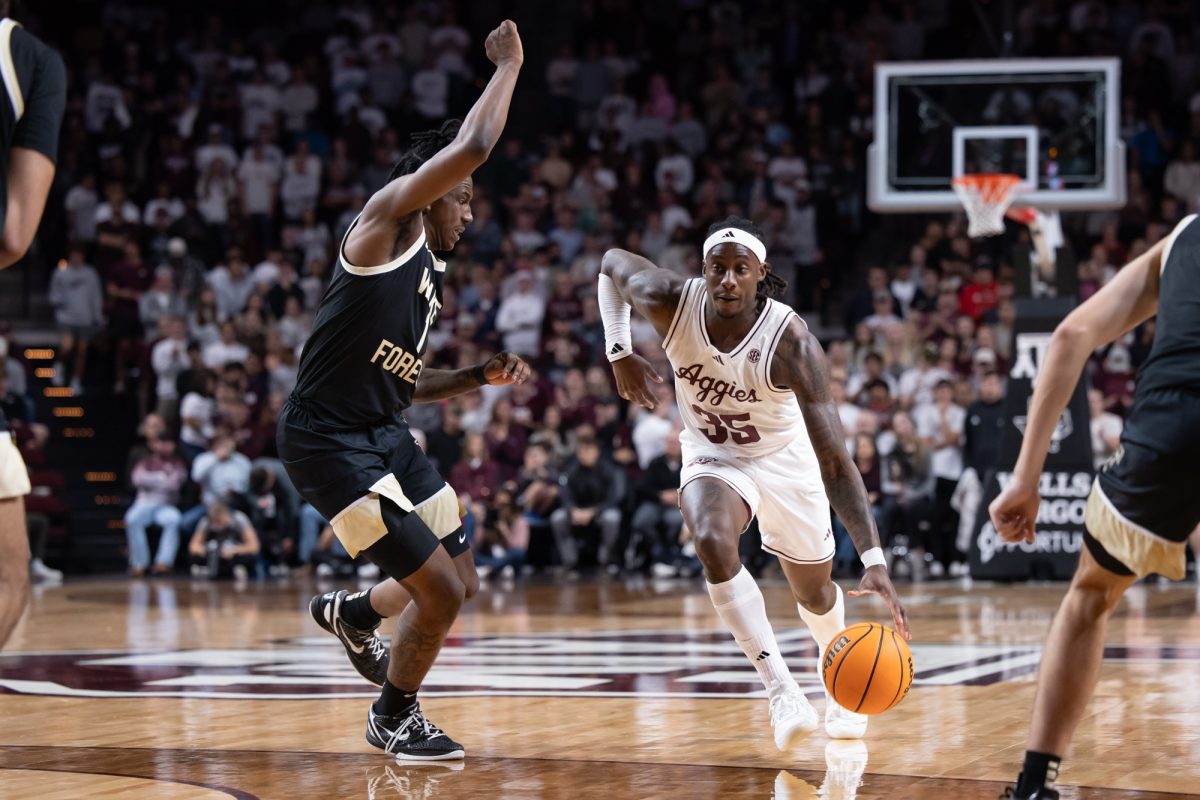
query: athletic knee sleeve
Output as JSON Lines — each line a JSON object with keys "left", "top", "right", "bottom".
{"left": 361, "top": 497, "right": 440, "bottom": 581}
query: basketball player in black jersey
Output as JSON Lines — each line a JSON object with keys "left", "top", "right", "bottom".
{"left": 277, "top": 20, "right": 525, "bottom": 760}
{"left": 0, "top": 4, "right": 66, "bottom": 650}
{"left": 990, "top": 215, "right": 1200, "bottom": 799}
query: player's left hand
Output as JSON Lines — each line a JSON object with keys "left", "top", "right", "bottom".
{"left": 483, "top": 351, "right": 530, "bottom": 385}
{"left": 849, "top": 566, "right": 911, "bottom": 641}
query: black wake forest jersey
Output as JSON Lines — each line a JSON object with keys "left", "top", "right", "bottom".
{"left": 0, "top": 19, "right": 66, "bottom": 224}
{"left": 1137, "top": 214, "right": 1200, "bottom": 397}
{"left": 0, "top": 20, "right": 66, "bottom": 434}
{"left": 290, "top": 217, "right": 444, "bottom": 429}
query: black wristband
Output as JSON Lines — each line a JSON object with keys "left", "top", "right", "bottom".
{"left": 471, "top": 363, "right": 489, "bottom": 386}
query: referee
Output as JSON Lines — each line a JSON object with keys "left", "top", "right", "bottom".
{"left": 0, "top": 4, "right": 66, "bottom": 649}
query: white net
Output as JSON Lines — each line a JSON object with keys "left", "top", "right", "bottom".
{"left": 952, "top": 174, "right": 1021, "bottom": 238}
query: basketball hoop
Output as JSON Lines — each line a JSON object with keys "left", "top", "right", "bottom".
{"left": 952, "top": 173, "right": 1022, "bottom": 238}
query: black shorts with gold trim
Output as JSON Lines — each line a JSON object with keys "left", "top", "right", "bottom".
{"left": 1086, "top": 389, "right": 1200, "bottom": 579}
{"left": 277, "top": 399, "right": 468, "bottom": 561}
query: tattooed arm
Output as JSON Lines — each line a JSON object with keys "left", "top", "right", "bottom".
{"left": 772, "top": 318, "right": 910, "bottom": 638}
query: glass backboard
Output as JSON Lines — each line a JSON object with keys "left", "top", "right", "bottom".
{"left": 868, "top": 58, "right": 1123, "bottom": 212}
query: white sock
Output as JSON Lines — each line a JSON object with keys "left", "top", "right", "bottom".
{"left": 796, "top": 582, "right": 846, "bottom": 672}
{"left": 707, "top": 566, "right": 795, "bottom": 696}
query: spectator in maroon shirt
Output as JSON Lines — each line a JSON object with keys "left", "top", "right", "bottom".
{"left": 959, "top": 262, "right": 998, "bottom": 321}
{"left": 107, "top": 240, "right": 153, "bottom": 394}
{"left": 450, "top": 432, "right": 501, "bottom": 520}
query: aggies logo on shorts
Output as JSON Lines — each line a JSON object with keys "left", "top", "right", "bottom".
{"left": 747, "top": 348, "right": 761, "bottom": 364}
{"left": 689, "top": 456, "right": 720, "bottom": 466}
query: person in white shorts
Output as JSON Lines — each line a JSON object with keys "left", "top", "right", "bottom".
{"left": 598, "top": 215, "right": 910, "bottom": 749}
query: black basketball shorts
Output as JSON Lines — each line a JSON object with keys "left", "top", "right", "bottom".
{"left": 1085, "top": 389, "right": 1200, "bottom": 580}
{"left": 277, "top": 400, "right": 469, "bottom": 568}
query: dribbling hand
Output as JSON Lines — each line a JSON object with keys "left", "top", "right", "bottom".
{"left": 612, "top": 353, "right": 663, "bottom": 410}
{"left": 848, "top": 566, "right": 911, "bottom": 641}
{"left": 485, "top": 20, "right": 523, "bottom": 67}
{"left": 483, "top": 351, "right": 531, "bottom": 386}
{"left": 989, "top": 478, "right": 1040, "bottom": 544}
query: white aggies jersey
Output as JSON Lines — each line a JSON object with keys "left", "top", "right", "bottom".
{"left": 664, "top": 278, "right": 821, "bottom": 470}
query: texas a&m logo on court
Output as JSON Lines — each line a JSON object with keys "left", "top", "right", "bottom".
{"left": 2, "top": 629, "right": 1181, "bottom": 701}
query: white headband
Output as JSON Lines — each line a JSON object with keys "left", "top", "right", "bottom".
{"left": 702, "top": 228, "right": 767, "bottom": 263}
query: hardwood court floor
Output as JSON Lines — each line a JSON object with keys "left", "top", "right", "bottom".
{"left": 1, "top": 575, "right": 1198, "bottom": 799}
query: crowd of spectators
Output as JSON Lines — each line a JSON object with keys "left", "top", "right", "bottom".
{"left": 6, "top": 0, "right": 1200, "bottom": 580}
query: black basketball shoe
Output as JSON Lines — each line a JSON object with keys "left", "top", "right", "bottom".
{"left": 310, "top": 589, "right": 389, "bottom": 686}
{"left": 999, "top": 782, "right": 1060, "bottom": 799}
{"left": 366, "top": 703, "right": 465, "bottom": 760}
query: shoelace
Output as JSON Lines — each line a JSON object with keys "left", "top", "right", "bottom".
{"left": 344, "top": 625, "right": 389, "bottom": 662}
{"left": 384, "top": 708, "right": 445, "bottom": 750}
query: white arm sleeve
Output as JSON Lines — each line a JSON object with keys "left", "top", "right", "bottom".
{"left": 598, "top": 273, "right": 633, "bottom": 362}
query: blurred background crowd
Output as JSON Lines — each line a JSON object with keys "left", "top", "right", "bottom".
{"left": 5, "top": 0, "right": 1199, "bottom": 583}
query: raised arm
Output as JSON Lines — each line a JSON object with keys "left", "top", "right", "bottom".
{"left": 360, "top": 21, "right": 522, "bottom": 225}
{"left": 772, "top": 318, "right": 910, "bottom": 639}
{"left": 599, "top": 248, "right": 686, "bottom": 409}
{"left": 990, "top": 230, "right": 1165, "bottom": 544}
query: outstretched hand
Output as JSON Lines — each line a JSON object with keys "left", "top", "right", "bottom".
{"left": 483, "top": 351, "right": 531, "bottom": 386}
{"left": 484, "top": 20, "right": 523, "bottom": 67}
{"left": 612, "top": 354, "right": 663, "bottom": 410}
{"left": 848, "top": 566, "right": 911, "bottom": 640}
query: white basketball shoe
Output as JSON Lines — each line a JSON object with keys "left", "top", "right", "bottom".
{"left": 769, "top": 684, "right": 820, "bottom": 750}
{"left": 824, "top": 697, "right": 869, "bottom": 739}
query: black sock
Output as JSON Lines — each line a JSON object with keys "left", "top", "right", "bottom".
{"left": 1016, "top": 751, "right": 1061, "bottom": 796}
{"left": 373, "top": 679, "right": 417, "bottom": 717}
{"left": 340, "top": 587, "right": 382, "bottom": 630}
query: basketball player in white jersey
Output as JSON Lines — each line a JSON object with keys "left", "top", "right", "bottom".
{"left": 598, "top": 216, "right": 910, "bottom": 748}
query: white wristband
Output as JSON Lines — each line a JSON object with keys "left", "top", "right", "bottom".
{"left": 861, "top": 547, "right": 886, "bottom": 570}
{"left": 598, "top": 273, "right": 633, "bottom": 362}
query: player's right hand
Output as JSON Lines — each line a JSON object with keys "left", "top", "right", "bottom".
{"left": 989, "top": 478, "right": 1040, "bottom": 544}
{"left": 485, "top": 20, "right": 523, "bottom": 67}
{"left": 612, "top": 353, "right": 663, "bottom": 410}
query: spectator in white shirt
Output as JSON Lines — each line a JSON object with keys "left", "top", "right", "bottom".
{"left": 495, "top": 271, "right": 545, "bottom": 358}
{"left": 1088, "top": 388, "right": 1123, "bottom": 470}
{"left": 203, "top": 321, "right": 251, "bottom": 370}
{"left": 280, "top": 66, "right": 319, "bottom": 133}
{"left": 179, "top": 372, "right": 216, "bottom": 461}
{"left": 195, "top": 124, "right": 239, "bottom": 175}
{"left": 84, "top": 69, "right": 131, "bottom": 133}
{"left": 411, "top": 62, "right": 449, "bottom": 120}
{"left": 142, "top": 182, "right": 186, "bottom": 227}
{"left": 654, "top": 141, "right": 694, "bottom": 194}
{"left": 913, "top": 379, "right": 966, "bottom": 571}
{"left": 196, "top": 159, "right": 237, "bottom": 225}
{"left": 150, "top": 316, "right": 191, "bottom": 419}
{"left": 239, "top": 70, "right": 281, "bottom": 140}
{"left": 209, "top": 249, "right": 255, "bottom": 319}
{"left": 280, "top": 140, "right": 321, "bottom": 221}
{"left": 65, "top": 174, "right": 100, "bottom": 243}
{"left": 139, "top": 267, "right": 187, "bottom": 342}
{"left": 48, "top": 244, "right": 105, "bottom": 394}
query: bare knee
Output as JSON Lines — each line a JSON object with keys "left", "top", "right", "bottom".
{"left": 411, "top": 569, "right": 466, "bottom": 625}
{"left": 692, "top": 524, "right": 741, "bottom": 583}
{"left": 1064, "top": 580, "right": 1123, "bottom": 622}
{"left": 792, "top": 581, "right": 835, "bottom": 614}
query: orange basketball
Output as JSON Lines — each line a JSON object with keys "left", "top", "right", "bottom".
{"left": 821, "top": 623, "right": 914, "bottom": 715}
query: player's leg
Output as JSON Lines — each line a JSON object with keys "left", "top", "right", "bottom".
{"left": 335, "top": 494, "right": 466, "bottom": 759}
{"left": 0, "top": 496, "right": 30, "bottom": 647}
{"left": 779, "top": 558, "right": 868, "bottom": 739}
{"left": 1010, "top": 545, "right": 1135, "bottom": 798}
{"left": 680, "top": 473, "right": 818, "bottom": 748}
{"left": 1190, "top": 522, "right": 1200, "bottom": 578}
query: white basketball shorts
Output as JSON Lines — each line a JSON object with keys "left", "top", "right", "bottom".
{"left": 679, "top": 434, "right": 834, "bottom": 564}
